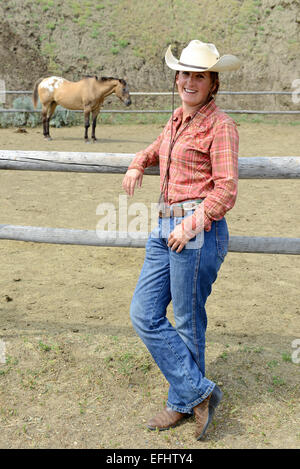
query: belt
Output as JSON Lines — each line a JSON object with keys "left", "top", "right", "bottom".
{"left": 158, "top": 199, "right": 203, "bottom": 218}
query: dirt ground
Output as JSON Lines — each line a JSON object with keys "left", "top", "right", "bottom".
{"left": 0, "top": 121, "right": 299, "bottom": 450}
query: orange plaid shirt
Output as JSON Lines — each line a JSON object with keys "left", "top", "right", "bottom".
{"left": 128, "top": 99, "right": 239, "bottom": 232}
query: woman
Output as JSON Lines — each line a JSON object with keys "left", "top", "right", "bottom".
{"left": 122, "top": 40, "right": 240, "bottom": 440}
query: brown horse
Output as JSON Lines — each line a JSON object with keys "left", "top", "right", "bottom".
{"left": 33, "top": 75, "right": 131, "bottom": 141}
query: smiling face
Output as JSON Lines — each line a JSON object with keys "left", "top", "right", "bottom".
{"left": 176, "top": 70, "right": 215, "bottom": 116}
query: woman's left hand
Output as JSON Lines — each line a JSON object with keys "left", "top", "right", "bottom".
{"left": 168, "top": 221, "right": 195, "bottom": 253}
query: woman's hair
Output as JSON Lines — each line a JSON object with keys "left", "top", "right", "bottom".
{"left": 210, "top": 72, "right": 219, "bottom": 98}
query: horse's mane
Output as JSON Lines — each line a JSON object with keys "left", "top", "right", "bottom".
{"left": 82, "top": 75, "right": 127, "bottom": 85}
{"left": 83, "top": 75, "right": 98, "bottom": 79}
{"left": 100, "top": 76, "right": 127, "bottom": 85}
{"left": 85, "top": 76, "right": 126, "bottom": 84}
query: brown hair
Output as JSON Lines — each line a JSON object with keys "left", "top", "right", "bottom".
{"left": 210, "top": 72, "right": 219, "bottom": 98}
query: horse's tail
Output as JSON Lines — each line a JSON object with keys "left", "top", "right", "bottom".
{"left": 32, "top": 78, "right": 44, "bottom": 108}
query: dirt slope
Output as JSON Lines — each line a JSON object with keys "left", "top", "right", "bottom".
{"left": 0, "top": 0, "right": 299, "bottom": 111}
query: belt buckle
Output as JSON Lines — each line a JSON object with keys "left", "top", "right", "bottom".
{"left": 182, "top": 202, "right": 197, "bottom": 211}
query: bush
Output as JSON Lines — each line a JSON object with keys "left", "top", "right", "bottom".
{"left": 0, "top": 96, "right": 40, "bottom": 128}
{"left": 49, "top": 106, "right": 81, "bottom": 128}
{"left": 0, "top": 96, "right": 82, "bottom": 128}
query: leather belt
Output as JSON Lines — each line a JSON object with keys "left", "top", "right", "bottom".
{"left": 159, "top": 206, "right": 186, "bottom": 218}
{"left": 159, "top": 200, "right": 203, "bottom": 218}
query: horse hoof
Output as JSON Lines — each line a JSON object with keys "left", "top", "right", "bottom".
{"left": 85, "top": 139, "right": 90, "bottom": 144}
{"left": 45, "top": 136, "right": 52, "bottom": 141}
{"left": 92, "top": 139, "right": 97, "bottom": 143}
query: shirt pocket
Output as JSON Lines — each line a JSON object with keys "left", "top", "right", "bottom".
{"left": 173, "top": 127, "right": 212, "bottom": 168}
{"left": 186, "top": 124, "right": 213, "bottom": 152}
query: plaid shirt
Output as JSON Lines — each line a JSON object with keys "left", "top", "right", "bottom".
{"left": 128, "top": 99, "right": 239, "bottom": 232}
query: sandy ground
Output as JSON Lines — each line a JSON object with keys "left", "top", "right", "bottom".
{"left": 0, "top": 122, "right": 299, "bottom": 449}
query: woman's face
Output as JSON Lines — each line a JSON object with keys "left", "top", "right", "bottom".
{"left": 176, "top": 71, "right": 214, "bottom": 113}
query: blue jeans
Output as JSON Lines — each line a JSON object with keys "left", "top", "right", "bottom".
{"left": 130, "top": 214, "right": 229, "bottom": 414}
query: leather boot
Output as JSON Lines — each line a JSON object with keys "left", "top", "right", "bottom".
{"left": 193, "top": 385, "right": 223, "bottom": 440}
{"left": 147, "top": 407, "right": 190, "bottom": 431}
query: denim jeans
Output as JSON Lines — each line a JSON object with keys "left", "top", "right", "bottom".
{"left": 130, "top": 214, "right": 229, "bottom": 414}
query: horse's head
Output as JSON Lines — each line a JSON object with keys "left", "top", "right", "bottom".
{"left": 115, "top": 79, "right": 131, "bottom": 106}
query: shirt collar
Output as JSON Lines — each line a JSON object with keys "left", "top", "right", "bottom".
{"left": 172, "top": 99, "right": 217, "bottom": 123}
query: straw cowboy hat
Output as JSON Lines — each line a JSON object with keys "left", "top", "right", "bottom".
{"left": 165, "top": 40, "right": 241, "bottom": 72}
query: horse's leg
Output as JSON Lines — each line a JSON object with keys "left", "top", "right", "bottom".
{"left": 41, "top": 104, "right": 49, "bottom": 139}
{"left": 84, "top": 110, "right": 90, "bottom": 142}
{"left": 91, "top": 109, "right": 100, "bottom": 142}
{"left": 46, "top": 102, "right": 57, "bottom": 140}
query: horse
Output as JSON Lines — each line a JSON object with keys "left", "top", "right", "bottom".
{"left": 32, "top": 75, "right": 131, "bottom": 142}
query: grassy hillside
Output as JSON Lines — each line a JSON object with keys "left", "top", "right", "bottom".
{"left": 0, "top": 0, "right": 299, "bottom": 110}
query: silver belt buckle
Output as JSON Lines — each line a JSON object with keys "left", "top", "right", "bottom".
{"left": 182, "top": 201, "right": 198, "bottom": 211}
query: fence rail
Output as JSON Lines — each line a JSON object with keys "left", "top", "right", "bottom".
{"left": 0, "top": 90, "right": 296, "bottom": 95}
{"left": 0, "top": 151, "right": 300, "bottom": 178}
{"left": 1, "top": 89, "right": 299, "bottom": 115}
{"left": 0, "top": 224, "right": 299, "bottom": 255}
{"left": 1, "top": 109, "right": 300, "bottom": 115}
{"left": 0, "top": 150, "right": 299, "bottom": 254}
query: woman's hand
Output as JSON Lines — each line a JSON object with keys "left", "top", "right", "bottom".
{"left": 122, "top": 169, "right": 143, "bottom": 196}
{"left": 168, "top": 218, "right": 196, "bottom": 253}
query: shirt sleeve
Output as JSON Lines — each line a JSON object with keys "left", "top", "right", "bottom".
{"left": 127, "top": 130, "right": 164, "bottom": 174}
{"left": 191, "top": 120, "right": 239, "bottom": 232}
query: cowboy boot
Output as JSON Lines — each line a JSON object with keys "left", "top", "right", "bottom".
{"left": 193, "top": 385, "right": 223, "bottom": 440}
{"left": 147, "top": 407, "right": 190, "bottom": 431}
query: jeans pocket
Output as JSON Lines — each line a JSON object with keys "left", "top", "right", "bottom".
{"left": 174, "top": 216, "right": 183, "bottom": 226}
{"left": 174, "top": 216, "right": 196, "bottom": 243}
{"left": 216, "top": 218, "right": 229, "bottom": 260}
{"left": 174, "top": 215, "right": 204, "bottom": 250}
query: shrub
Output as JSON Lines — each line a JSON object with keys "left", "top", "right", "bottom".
{"left": 0, "top": 96, "right": 40, "bottom": 128}
{"left": 0, "top": 96, "right": 82, "bottom": 128}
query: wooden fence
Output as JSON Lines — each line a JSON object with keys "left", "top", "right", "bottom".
{"left": 0, "top": 150, "right": 299, "bottom": 255}
{"left": 1, "top": 90, "right": 300, "bottom": 115}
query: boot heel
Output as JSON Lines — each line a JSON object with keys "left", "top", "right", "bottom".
{"left": 209, "top": 385, "right": 223, "bottom": 409}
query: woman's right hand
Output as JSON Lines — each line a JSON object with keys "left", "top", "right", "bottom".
{"left": 122, "top": 168, "right": 143, "bottom": 196}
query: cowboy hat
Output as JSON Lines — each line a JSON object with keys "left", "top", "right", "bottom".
{"left": 165, "top": 40, "right": 241, "bottom": 72}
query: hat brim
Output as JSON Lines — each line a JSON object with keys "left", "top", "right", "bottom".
{"left": 165, "top": 45, "right": 241, "bottom": 72}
